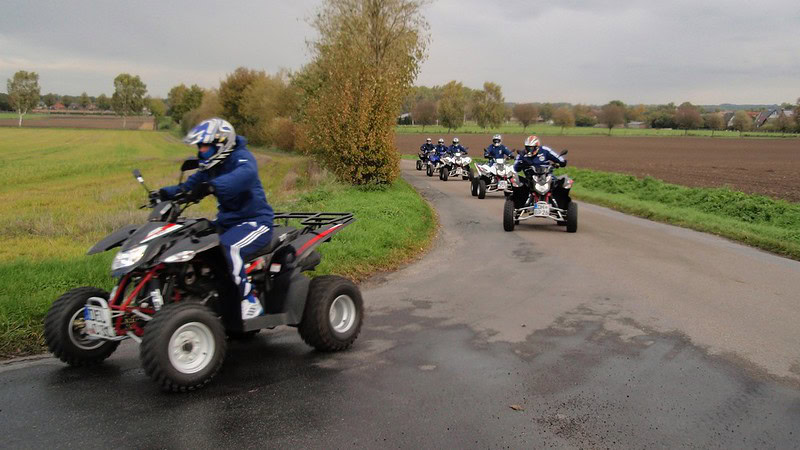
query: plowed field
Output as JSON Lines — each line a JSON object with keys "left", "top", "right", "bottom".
{"left": 0, "top": 115, "right": 154, "bottom": 130}
{"left": 396, "top": 134, "right": 800, "bottom": 202}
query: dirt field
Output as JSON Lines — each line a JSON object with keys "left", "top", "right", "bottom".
{"left": 397, "top": 134, "right": 800, "bottom": 202}
{"left": 0, "top": 115, "right": 154, "bottom": 130}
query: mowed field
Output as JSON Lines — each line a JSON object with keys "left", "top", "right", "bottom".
{"left": 396, "top": 134, "right": 800, "bottom": 202}
{"left": 0, "top": 114, "right": 154, "bottom": 130}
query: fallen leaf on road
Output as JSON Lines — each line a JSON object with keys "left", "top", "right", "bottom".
{"left": 509, "top": 404, "right": 525, "bottom": 411}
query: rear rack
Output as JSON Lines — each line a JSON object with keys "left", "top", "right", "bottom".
{"left": 273, "top": 212, "right": 354, "bottom": 230}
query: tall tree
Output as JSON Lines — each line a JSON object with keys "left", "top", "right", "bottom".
{"left": 412, "top": 100, "right": 436, "bottom": 131}
{"left": 472, "top": 81, "right": 505, "bottom": 129}
{"left": 704, "top": 112, "right": 724, "bottom": 137}
{"left": 167, "top": 83, "right": 204, "bottom": 122}
{"left": 146, "top": 97, "right": 166, "bottom": 130}
{"left": 96, "top": 93, "right": 111, "bottom": 111}
{"left": 775, "top": 111, "right": 793, "bottom": 136}
{"left": 552, "top": 106, "right": 575, "bottom": 134}
{"left": 111, "top": 73, "right": 147, "bottom": 128}
{"left": 731, "top": 110, "right": 752, "bottom": 136}
{"left": 598, "top": 102, "right": 625, "bottom": 135}
{"left": 573, "top": 104, "right": 596, "bottom": 127}
{"left": 512, "top": 103, "right": 538, "bottom": 131}
{"left": 675, "top": 102, "right": 703, "bottom": 135}
{"left": 438, "top": 80, "right": 466, "bottom": 132}
{"left": 79, "top": 92, "right": 90, "bottom": 109}
{"left": 302, "top": 0, "right": 429, "bottom": 185}
{"left": 219, "top": 68, "right": 265, "bottom": 135}
{"left": 539, "top": 103, "right": 554, "bottom": 122}
{"left": 42, "top": 93, "right": 58, "bottom": 108}
{"left": 0, "top": 93, "right": 10, "bottom": 111}
{"left": 6, "top": 70, "right": 40, "bottom": 127}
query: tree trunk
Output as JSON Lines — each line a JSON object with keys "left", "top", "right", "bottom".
{"left": 123, "top": 115, "right": 127, "bottom": 129}
{"left": 711, "top": 129, "right": 715, "bottom": 137}
{"left": 18, "top": 112, "right": 22, "bottom": 127}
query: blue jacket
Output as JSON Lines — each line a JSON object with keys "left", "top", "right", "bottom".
{"left": 161, "top": 136, "right": 274, "bottom": 230}
{"left": 514, "top": 146, "right": 566, "bottom": 172}
{"left": 434, "top": 144, "right": 449, "bottom": 155}
{"left": 420, "top": 143, "right": 435, "bottom": 154}
{"left": 448, "top": 144, "right": 468, "bottom": 155}
{"left": 484, "top": 144, "right": 513, "bottom": 165}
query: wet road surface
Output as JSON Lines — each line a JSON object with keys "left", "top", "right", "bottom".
{"left": 2, "top": 160, "right": 799, "bottom": 448}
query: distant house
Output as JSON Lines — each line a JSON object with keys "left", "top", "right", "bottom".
{"left": 754, "top": 108, "right": 794, "bottom": 128}
{"left": 722, "top": 112, "right": 735, "bottom": 128}
{"left": 626, "top": 121, "right": 646, "bottom": 129}
{"left": 51, "top": 102, "right": 66, "bottom": 111}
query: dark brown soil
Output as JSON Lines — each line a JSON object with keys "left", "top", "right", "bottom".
{"left": 396, "top": 133, "right": 800, "bottom": 202}
{"left": 0, "top": 115, "right": 154, "bottom": 130}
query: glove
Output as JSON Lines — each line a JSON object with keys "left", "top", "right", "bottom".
{"left": 150, "top": 190, "right": 164, "bottom": 203}
{"left": 186, "top": 182, "right": 214, "bottom": 202}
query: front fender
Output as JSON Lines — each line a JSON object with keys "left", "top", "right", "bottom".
{"left": 87, "top": 225, "right": 139, "bottom": 255}
{"left": 157, "top": 233, "right": 221, "bottom": 264}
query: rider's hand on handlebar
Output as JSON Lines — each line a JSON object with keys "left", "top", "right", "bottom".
{"left": 186, "top": 182, "right": 214, "bottom": 202}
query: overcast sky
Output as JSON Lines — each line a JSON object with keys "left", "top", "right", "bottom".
{"left": 1, "top": 0, "right": 798, "bottom": 105}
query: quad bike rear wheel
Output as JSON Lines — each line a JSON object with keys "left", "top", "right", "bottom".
{"left": 299, "top": 275, "right": 363, "bottom": 351}
{"left": 478, "top": 179, "right": 487, "bottom": 199}
{"left": 566, "top": 202, "right": 578, "bottom": 233}
{"left": 503, "top": 199, "right": 516, "bottom": 231}
{"left": 471, "top": 178, "right": 478, "bottom": 196}
{"left": 140, "top": 302, "right": 226, "bottom": 392}
{"left": 426, "top": 164, "right": 433, "bottom": 177}
{"left": 44, "top": 287, "right": 120, "bottom": 366}
{"left": 441, "top": 167, "right": 449, "bottom": 181}
{"left": 416, "top": 160, "right": 422, "bottom": 170}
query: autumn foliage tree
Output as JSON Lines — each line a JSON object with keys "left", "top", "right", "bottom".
{"left": 674, "top": 102, "right": 703, "bottom": 135}
{"left": 512, "top": 103, "right": 538, "bottom": 131}
{"left": 472, "top": 81, "right": 505, "bottom": 129}
{"left": 704, "top": 112, "right": 724, "bottom": 137}
{"left": 302, "top": 0, "right": 429, "bottom": 185}
{"left": 412, "top": 100, "right": 436, "bottom": 131}
{"left": 552, "top": 106, "right": 575, "bottom": 134}
{"left": 598, "top": 101, "right": 625, "bottom": 135}
{"left": 732, "top": 110, "right": 753, "bottom": 136}
{"left": 438, "top": 80, "right": 467, "bottom": 132}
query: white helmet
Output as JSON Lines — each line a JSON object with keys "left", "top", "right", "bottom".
{"left": 438, "top": 138, "right": 445, "bottom": 144}
{"left": 426, "top": 138, "right": 432, "bottom": 143}
{"left": 452, "top": 137, "right": 460, "bottom": 144}
{"left": 184, "top": 118, "right": 236, "bottom": 171}
{"left": 492, "top": 134, "right": 502, "bottom": 145}
{"left": 524, "top": 135, "right": 541, "bottom": 153}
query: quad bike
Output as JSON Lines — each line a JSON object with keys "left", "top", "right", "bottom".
{"left": 439, "top": 151, "right": 473, "bottom": 181}
{"left": 415, "top": 148, "right": 430, "bottom": 171}
{"left": 425, "top": 151, "right": 443, "bottom": 177}
{"left": 44, "top": 159, "right": 363, "bottom": 392}
{"left": 503, "top": 150, "right": 577, "bottom": 232}
{"left": 471, "top": 156, "right": 515, "bottom": 199}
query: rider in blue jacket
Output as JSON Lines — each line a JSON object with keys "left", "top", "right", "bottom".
{"left": 434, "top": 138, "right": 449, "bottom": 156}
{"left": 158, "top": 118, "right": 274, "bottom": 320}
{"left": 513, "top": 135, "right": 566, "bottom": 171}
{"left": 419, "top": 138, "right": 434, "bottom": 161}
{"left": 448, "top": 137, "right": 467, "bottom": 155}
{"left": 484, "top": 134, "right": 513, "bottom": 165}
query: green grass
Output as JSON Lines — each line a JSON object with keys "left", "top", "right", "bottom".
{"left": 0, "top": 128, "right": 435, "bottom": 358}
{"left": 560, "top": 167, "right": 800, "bottom": 259}
{"left": 397, "top": 123, "right": 799, "bottom": 139}
{"left": 0, "top": 112, "right": 47, "bottom": 120}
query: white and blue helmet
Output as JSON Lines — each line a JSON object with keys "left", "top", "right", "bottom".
{"left": 183, "top": 118, "right": 236, "bottom": 171}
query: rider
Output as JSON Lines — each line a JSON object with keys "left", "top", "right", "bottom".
{"left": 448, "top": 137, "right": 467, "bottom": 155}
{"left": 484, "top": 134, "right": 513, "bottom": 166}
{"left": 419, "top": 138, "right": 435, "bottom": 159}
{"left": 434, "top": 138, "right": 449, "bottom": 156}
{"left": 513, "top": 135, "right": 567, "bottom": 172}
{"left": 157, "top": 118, "right": 274, "bottom": 320}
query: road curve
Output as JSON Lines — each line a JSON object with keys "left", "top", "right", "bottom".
{"left": 1, "top": 159, "right": 799, "bottom": 448}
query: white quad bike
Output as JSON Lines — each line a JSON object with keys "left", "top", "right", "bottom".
{"left": 503, "top": 150, "right": 577, "bottom": 232}
{"left": 471, "top": 156, "right": 515, "bottom": 199}
{"left": 439, "top": 151, "right": 473, "bottom": 181}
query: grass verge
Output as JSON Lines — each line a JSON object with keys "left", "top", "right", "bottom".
{"left": 561, "top": 167, "right": 800, "bottom": 259}
{"left": 0, "top": 129, "right": 436, "bottom": 358}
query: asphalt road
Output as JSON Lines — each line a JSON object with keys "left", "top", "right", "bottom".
{"left": 2, "top": 160, "right": 800, "bottom": 448}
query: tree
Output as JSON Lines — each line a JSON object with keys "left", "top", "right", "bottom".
{"left": 182, "top": 89, "right": 224, "bottom": 134}
{"left": 539, "top": 103, "right": 553, "bottom": 122}
{"left": 219, "top": 67, "right": 263, "bottom": 137}
{"left": 731, "top": 110, "right": 752, "bottom": 136}
{"left": 0, "top": 93, "right": 10, "bottom": 111}
{"left": 775, "top": 111, "right": 793, "bottom": 136}
{"left": 552, "top": 106, "right": 575, "bottom": 134}
{"left": 573, "top": 104, "right": 596, "bottom": 127}
{"left": 437, "top": 80, "right": 466, "bottom": 132}
{"left": 6, "top": 70, "right": 40, "bottom": 127}
{"left": 302, "top": 0, "right": 429, "bottom": 185}
{"left": 472, "top": 81, "right": 505, "bottom": 129}
{"left": 167, "top": 83, "right": 204, "bottom": 122}
{"left": 239, "top": 71, "right": 298, "bottom": 145}
{"left": 674, "top": 102, "right": 703, "bottom": 135}
{"left": 598, "top": 102, "right": 625, "bottom": 135}
{"left": 111, "top": 73, "right": 147, "bottom": 128}
{"left": 704, "top": 112, "right": 724, "bottom": 137}
{"left": 512, "top": 103, "right": 538, "bottom": 131}
{"left": 146, "top": 97, "right": 166, "bottom": 129}
{"left": 96, "top": 93, "right": 111, "bottom": 111}
{"left": 79, "top": 92, "right": 90, "bottom": 109}
{"left": 42, "top": 93, "right": 58, "bottom": 108}
{"left": 412, "top": 100, "right": 436, "bottom": 131}
{"left": 626, "top": 104, "right": 646, "bottom": 122}
{"left": 795, "top": 97, "right": 800, "bottom": 129}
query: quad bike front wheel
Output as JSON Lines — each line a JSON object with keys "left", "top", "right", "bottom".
{"left": 44, "top": 287, "right": 120, "bottom": 366}
{"left": 441, "top": 167, "right": 449, "bottom": 181}
{"left": 416, "top": 160, "right": 422, "bottom": 170}
{"left": 299, "top": 275, "right": 363, "bottom": 352}
{"left": 426, "top": 165, "right": 433, "bottom": 177}
{"left": 463, "top": 166, "right": 472, "bottom": 180}
{"left": 140, "top": 302, "right": 226, "bottom": 392}
{"left": 471, "top": 178, "right": 478, "bottom": 197}
{"left": 503, "top": 199, "right": 516, "bottom": 231}
{"left": 566, "top": 202, "right": 578, "bottom": 233}
{"left": 478, "top": 179, "right": 487, "bottom": 199}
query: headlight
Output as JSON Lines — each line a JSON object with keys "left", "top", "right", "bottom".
{"left": 164, "top": 250, "right": 196, "bottom": 263}
{"left": 112, "top": 245, "right": 147, "bottom": 270}
{"left": 535, "top": 183, "right": 549, "bottom": 194}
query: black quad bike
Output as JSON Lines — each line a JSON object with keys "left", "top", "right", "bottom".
{"left": 503, "top": 150, "right": 578, "bottom": 233}
{"left": 44, "top": 159, "right": 363, "bottom": 392}
{"left": 415, "top": 149, "right": 429, "bottom": 170}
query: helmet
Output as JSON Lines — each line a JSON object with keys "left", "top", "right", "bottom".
{"left": 492, "top": 134, "right": 502, "bottom": 145}
{"left": 426, "top": 138, "right": 432, "bottom": 144}
{"left": 438, "top": 138, "right": 445, "bottom": 144}
{"left": 184, "top": 118, "right": 236, "bottom": 171}
{"left": 452, "top": 137, "right": 460, "bottom": 144}
{"left": 524, "top": 135, "right": 541, "bottom": 153}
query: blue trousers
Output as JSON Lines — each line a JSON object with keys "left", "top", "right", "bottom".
{"left": 219, "top": 221, "right": 273, "bottom": 298}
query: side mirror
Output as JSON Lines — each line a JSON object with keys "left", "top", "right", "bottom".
{"left": 181, "top": 158, "right": 200, "bottom": 172}
{"left": 560, "top": 149, "right": 569, "bottom": 156}
{"left": 132, "top": 169, "right": 144, "bottom": 183}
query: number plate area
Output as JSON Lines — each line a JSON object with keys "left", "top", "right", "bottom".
{"left": 498, "top": 180, "right": 508, "bottom": 190}
{"left": 83, "top": 297, "right": 122, "bottom": 339}
{"left": 533, "top": 202, "right": 550, "bottom": 217}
